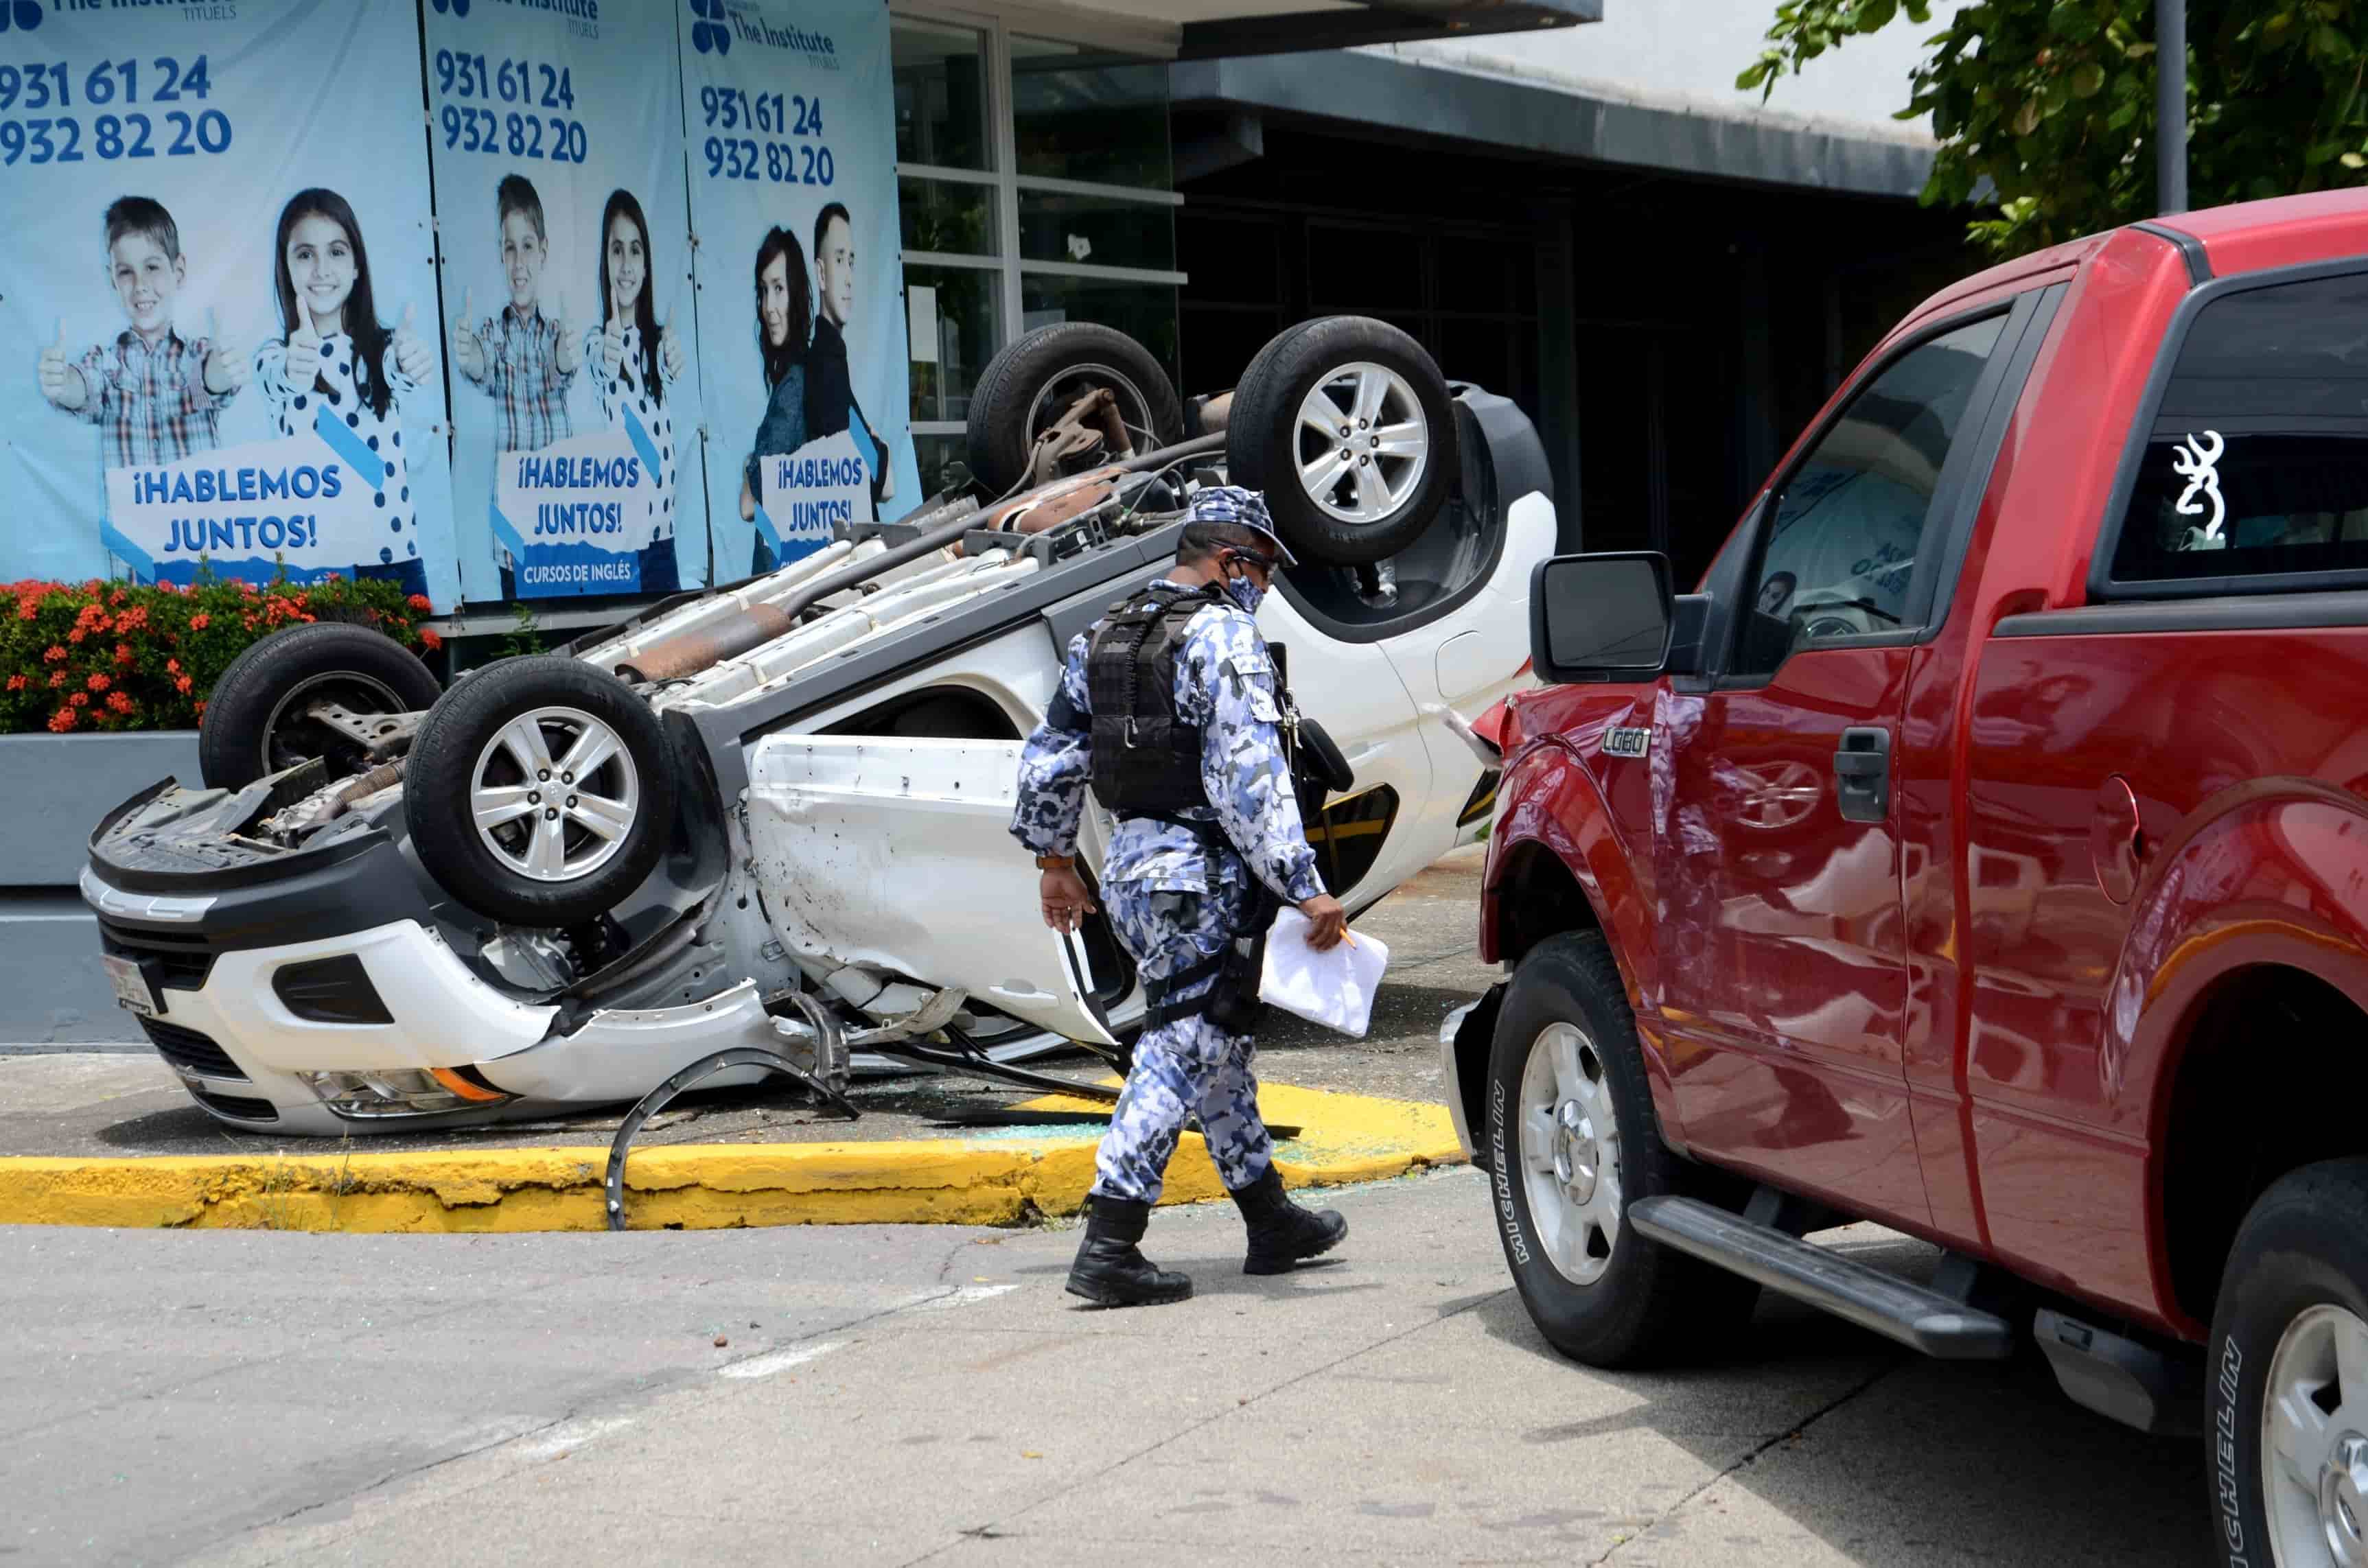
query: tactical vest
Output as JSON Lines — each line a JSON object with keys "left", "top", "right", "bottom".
{"left": 1085, "top": 583, "right": 1231, "bottom": 818}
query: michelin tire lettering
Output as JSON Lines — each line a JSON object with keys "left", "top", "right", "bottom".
{"left": 1490, "top": 1077, "right": 1530, "bottom": 1266}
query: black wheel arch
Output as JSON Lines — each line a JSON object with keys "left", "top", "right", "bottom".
{"left": 1457, "top": 839, "right": 1634, "bottom": 1171}
{"left": 2157, "top": 962, "right": 2368, "bottom": 1332}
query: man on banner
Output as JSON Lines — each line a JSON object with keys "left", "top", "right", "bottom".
{"left": 804, "top": 202, "right": 893, "bottom": 512}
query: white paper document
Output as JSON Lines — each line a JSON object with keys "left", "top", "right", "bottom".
{"left": 1260, "top": 907, "right": 1391, "bottom": 1038}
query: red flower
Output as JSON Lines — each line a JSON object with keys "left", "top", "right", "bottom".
{"left": 106, "top": 690, "right": 133, "bottom": 715}
{"left": 47, "top": 670, "right": 66, "bottom": 689}
{"left": 47, "top": 707, "right": 75, "bottom": 733}
{"left": 166, "top": 658, "right": 181, "bottom": 675}
{"left": 419, "top": 629, "right": 443, "bottom": 652}
{"left": 86, "top": 673, "right": 109, "bottom": 692}
{"left": 193, "top": 699, "right": 207, "bottom": 716}
{"left": 68, "top": 691, "right": 88, "bottom": 708}
{"left": 42, "top": 644, "right": 65, "bottom": 663}
{"left": 67, "top": 628, "right": 85, "bottom": 644}
{"left": 114, "top": 643, "right": 133, "bottom": 666}
{"left": 408, "top": 594, "right": 433, "bottom": 613}
{"left": 174, "top": 675, "right": 194, "bottom": 694}
{"left": 189, "top": 613, "right": 211, "bottom": 631}
{"left": 5, "top": 674, "right": 24, "bottom": 691}
{"left": 15, "top": 601, "right": 34, "bottom": 621}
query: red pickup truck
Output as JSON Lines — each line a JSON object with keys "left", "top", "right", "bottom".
{"left": 1441, "top": 189, "right": 2368, "bottom": 1567}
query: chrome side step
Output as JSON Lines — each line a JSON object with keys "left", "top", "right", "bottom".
{"left": 1629, "top": 1195, "right": 2015, "bottom": 1361}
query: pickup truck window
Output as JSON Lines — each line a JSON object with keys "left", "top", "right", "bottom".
{"left": 2109, "top": 269, "right": 2368, "bottom": 589}
{"left": 1732, "top": 314, "right": 2007, "bottom": 679}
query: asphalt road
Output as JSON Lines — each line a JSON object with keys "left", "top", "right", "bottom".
{"left": 3, "top": 845, "right": 2221, "bottom": 1564}
{"left": 6, "top": 1168, "right": 2212, "bottom": 1567}
{"left": 0, "top": 849, "right": 1494, "bottom": 1158}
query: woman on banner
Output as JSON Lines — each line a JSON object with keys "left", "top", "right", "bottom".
{"left": 584, "top": 190, "right": 687, "bottom": 596}
{"left": 253, "top": 188, "right": 435, "bottom": 598}
{"left": 739, "top": 225, "right": 811, "bottom": 576}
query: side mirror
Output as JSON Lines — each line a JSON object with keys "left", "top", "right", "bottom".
{"left": 1529, "top": 552, "right": 1676, "bottom": 683}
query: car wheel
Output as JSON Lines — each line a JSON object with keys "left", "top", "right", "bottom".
{"left": 1228, "top": 316, "right": 1456, "bottom": 567}
{"left": 966, "top": 323, "right": 1185, "bottom": 495}
{"left": 403, "top": 656, "right": 674, "bottom": 927}
{"left": 1485, "top": 931, "right": 1758, "bottom": 1367}
{"left": 198, "top": 621, "right": 443, "bottom": 790}
{"left": 2206, "top": 1159, "right": 2368, "bottom": 1568}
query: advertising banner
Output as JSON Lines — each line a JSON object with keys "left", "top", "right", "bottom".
{"left": 0, "top": 0, "right": 458, "bottom": 605}
{"left": 427, "top": 0, "right": 709, "bottom": 602}
{"left": 680, "top": 0, "right": 918, "bottom": 578}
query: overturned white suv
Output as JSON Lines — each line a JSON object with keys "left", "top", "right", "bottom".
{"left": 82, "top": 317, "right": 1547, "bottom": 1135}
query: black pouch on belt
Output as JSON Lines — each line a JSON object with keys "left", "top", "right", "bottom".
{"left": 1204, "top": 941, "right": 1266, "bottom": 1034}
{"left": 1204, "top": 887, "right": 1280, "bottom": 1034}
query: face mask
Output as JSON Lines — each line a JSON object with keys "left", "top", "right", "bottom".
{"left": 1222, "top": 567, "right": 1267, "bottom": 616}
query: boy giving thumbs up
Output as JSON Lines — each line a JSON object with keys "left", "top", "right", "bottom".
{"left": 40, "top": 196, "right": 242, "bottom": 466}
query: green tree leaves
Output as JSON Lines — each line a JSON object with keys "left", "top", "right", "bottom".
{"left": 1749, "top": 1, "right": 2368, "bottom": 255}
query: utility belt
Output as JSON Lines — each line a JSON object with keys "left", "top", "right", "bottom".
{"left": 1130, "top": 812, "right": 1278, "bottom": 1035}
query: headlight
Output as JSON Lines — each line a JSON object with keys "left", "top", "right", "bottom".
{"left": 297, "top": 1068, "right": 511, "bottom": 1118}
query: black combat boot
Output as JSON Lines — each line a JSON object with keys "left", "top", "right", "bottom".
{"left": 1231, "top": 1168, "right": 1348, "bottom": 1274}
{"left": 1065, "top": 1195, "right": 1194, "bottom": 1307}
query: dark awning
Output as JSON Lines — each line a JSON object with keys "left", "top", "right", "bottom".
{"left": 1176, "top": 0, "right": 1598, "bottom": 60}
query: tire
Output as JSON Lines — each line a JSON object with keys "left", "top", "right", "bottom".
{"left": 1483, "top": 931, "right": 1758, "bottom": 1367}
{"left": 1228, "top": 316, "right": 1456, "bottom": 567}
{"left": 198, "top": 622, "right": 443, "bottom": 791}
{"left": 1226, "top": 318, "right": 1321, "bottom": 422}
{"left": 966, "top": 323, "right": 1185, "bottom": 495}
{"left": 2206, "top": 1158, "right": 2368, "bottom": 1568}
{"left": 403, "top": 656, "right": 675, "bottom": 927}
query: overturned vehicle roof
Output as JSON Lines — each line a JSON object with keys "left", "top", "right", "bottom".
{"left": 84, "top": 316, "right": 1551, "bottom": 1148}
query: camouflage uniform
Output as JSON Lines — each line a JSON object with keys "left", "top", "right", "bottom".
{"left": 1011, "top": 517, "right": 1323, "bottom": 1206}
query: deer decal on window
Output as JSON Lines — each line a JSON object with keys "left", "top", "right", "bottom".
{"left": 2171, "top": 430, "right": 2227, "bottom": 551}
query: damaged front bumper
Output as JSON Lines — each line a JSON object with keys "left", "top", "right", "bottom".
{"left": 83, "top": 780, "right": 840, "bottom": 1134}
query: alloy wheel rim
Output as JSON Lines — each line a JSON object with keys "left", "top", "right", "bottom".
{"left": 2264, "top": 1302, "right": 2368, "bottom": 1568}
{"left": 1517, "top": 1020, "right": 1624, "bottom": 1286}
{"left": 468, "top": 705, "right": 639, "bottom": 882}
{"left": 1292, "top": 362, "right": 1429, "bottom": 526}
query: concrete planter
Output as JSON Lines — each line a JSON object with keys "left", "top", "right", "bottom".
{"left": 0, "top": 731, "right": 200, "bottom": 1046}
{"left": 0, "top": 730, "right": 200, "bottom": 887}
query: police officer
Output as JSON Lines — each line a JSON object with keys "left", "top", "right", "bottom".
{"left": 1010, "top": 486, "right": 1350, "bottom": 1307}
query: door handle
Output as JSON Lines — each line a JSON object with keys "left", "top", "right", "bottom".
{"left": 1833, "top": 727, "right": 1892, "bottom": 824}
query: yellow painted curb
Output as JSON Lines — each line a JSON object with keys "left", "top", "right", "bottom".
{"left": 0, "top": 1080, "right": 1463, "bottom": 1232}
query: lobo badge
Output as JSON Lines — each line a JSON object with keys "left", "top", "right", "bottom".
{"left": 1603, "top": 726, "right": 1651, "bottom": 759}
